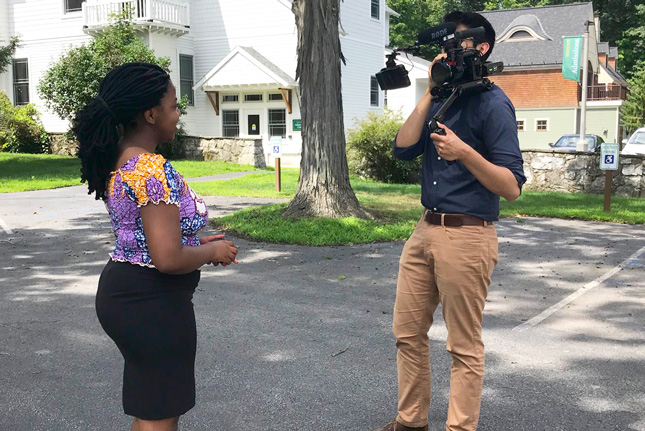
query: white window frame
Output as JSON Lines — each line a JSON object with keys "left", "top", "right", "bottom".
{"left": 63, "top": 0, "right": 84, "bottom": 15}
{"left": 516, "top": 119, "right": 526, "bottom": 132}
{"left": 370, "top": 0, "right": 380, "bottom": 20}
{"left": 179, "top": 54, "right": 194, "bottom": 106}
{"left": 222, "top": 110, "right": 240, "bottom": 138}
{"left": 535, "top": 118, "right": 549, "bottom": 132}
{"left": 268, "top": 108, "right": 287, "bottom": 139}
{"left": 268, "top": 93, "right": 283, "bottom": 102}
{"left": 222, "top": 94, "right": 239, "bottom": 103}
{"left": 370, "top": 75, "right": 379, "bottom": 107}
{"left": 12, "top": 58, "right": 30, "bottom": 106}
{"left": 244, "top": 94, "right": 263, "bottom": 102}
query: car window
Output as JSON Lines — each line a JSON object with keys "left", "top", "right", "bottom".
{"left": 628, "top": 131, "right": 645, "bottom": 145}
{"left": 553, "top": 136, "right": 595, "bottom": 147}
{"left": 553, "top": 137, "right": 578, "bottom": 147}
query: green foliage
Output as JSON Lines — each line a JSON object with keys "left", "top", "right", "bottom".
{"left": 0, "top": 92, "right": 50, "bottom": 154}
{"left": 346, "top": 109, "right": 421, "bottom": 184}
{"left": 617, "top": 3, "right": 645, "bottom": 79}
{"left": 0, "top": 37, "right": 19, "bottom": 75}
{"left": 37, "top": 9, "right": 171, "bottom": 121}
{"left": 620, "top": 61, "right": 645, "bottom": 133}
{"left": 484, "top": 0, "right": 551, "bottom": 9}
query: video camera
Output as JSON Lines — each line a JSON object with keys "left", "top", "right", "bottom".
{"left": 376, "top": 22, "right": 504, "bottom": 99}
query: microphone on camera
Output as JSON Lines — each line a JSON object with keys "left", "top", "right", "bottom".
{"left": 416, "top": 22, "right": 457, "bottom": 46}
{"left": 454, "top": 26, "right": 486, "bottom": 42}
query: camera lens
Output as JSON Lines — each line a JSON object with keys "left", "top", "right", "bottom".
{"left": 431, "top": 62, "right": 452, "bottom": 86}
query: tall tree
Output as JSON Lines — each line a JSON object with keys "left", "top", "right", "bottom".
{"left": 0, "top": 37, "right": 19, "bottom": 75}
{"left": 617, "top": 3, "right": 645, "bottom": 79}
{"left": 620, "top": 61, "right": 645, "bottom": 133}
{"left": 284, "top": 0, "right": 369, "bottom": 219}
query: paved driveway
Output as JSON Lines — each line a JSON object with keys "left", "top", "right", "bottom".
{"left": 1, "top": 183, "right": 644, "bottom": 431}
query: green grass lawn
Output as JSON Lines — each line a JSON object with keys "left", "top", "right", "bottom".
{"left": 197, "top": 170, "right": 645, "bottom": 245}
{"left": 0, "top": 153, "right": 260, "bottom": 192}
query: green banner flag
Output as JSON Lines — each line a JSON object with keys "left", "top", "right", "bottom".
{"left": 562, "top": 36, "right": 582, "bottom": 81}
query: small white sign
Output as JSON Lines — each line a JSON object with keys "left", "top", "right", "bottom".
{"left": 270, "top": 136, "right": 282, "bottom": 158}
{"left": 600, "top": 143, "right": 619, "bottom": 170}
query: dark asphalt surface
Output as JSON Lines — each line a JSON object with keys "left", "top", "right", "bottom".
{"left": 1, "top": 178, "right": 644, "bottom": 431}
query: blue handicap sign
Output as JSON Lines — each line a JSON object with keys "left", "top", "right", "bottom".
{"left": 273, "top": 145, "right": 280, "bottom": 153}
{"left": 605, "top": 155, "right": 614, "bottom": 164}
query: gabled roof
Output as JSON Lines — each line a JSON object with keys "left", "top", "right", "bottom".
{"left": 599, "top": 63, "right": 628, "bottom": 86}
{"left": 193, "top": 46, "right": 297, "bottom": 91}
{"left": 481, "top": 2, "right": 597, "bottom": 70}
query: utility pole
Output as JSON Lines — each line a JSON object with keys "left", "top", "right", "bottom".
{"left": 577, "top": 21, "right": 592, "bottom": 151}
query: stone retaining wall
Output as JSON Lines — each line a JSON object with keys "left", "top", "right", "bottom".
{"left": 522, "top": 150, "right": 645, "bottom": 197}
{"left": 50, "top": 134, "right": 266, "bottom": 169}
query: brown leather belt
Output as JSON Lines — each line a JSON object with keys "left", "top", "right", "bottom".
{"left": 424, "top": 211, "right": 492, "bottom": 227}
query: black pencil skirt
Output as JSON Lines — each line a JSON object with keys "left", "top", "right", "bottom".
{"left": 96, "top": 259, "right": 200, "bottom": 420}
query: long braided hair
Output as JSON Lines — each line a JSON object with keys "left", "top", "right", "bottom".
{"left": 72, "top": 62, "right": 171, "bottom": 200}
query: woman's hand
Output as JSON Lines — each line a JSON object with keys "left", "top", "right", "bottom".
{"left": 209, "top": 240, "right": 238, "bottom": 266}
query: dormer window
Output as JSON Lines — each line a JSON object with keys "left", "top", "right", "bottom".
{"left": 496, "top": 14, "right": 553, "bottom": 43}
{"left": 510, "top": 30, "right": 532, "bottom": 39}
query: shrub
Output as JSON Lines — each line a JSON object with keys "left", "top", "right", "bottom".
{"left": 0, "top": 91, "right": 50, "bottom": 153}
{"left": 346, "top": 109, "right": 421, "bottom": 184}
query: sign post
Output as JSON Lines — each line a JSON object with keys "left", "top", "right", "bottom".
{"left": 270, "top": 136, "right": 282, "bottom": 192}
{"left": 600, "top": 143, "right": 619, "bottom": 212}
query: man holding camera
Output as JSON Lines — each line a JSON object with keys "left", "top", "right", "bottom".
{"left": 378, "top": 11, "right": 526, "bottom": 431}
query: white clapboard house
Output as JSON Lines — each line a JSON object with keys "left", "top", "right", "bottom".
{"left": 0, "top": 0, "right": 399, "bottom": 165}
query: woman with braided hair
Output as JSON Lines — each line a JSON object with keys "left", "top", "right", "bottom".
{"left": 73, "top": 62, "right": 238, "bottom": 431}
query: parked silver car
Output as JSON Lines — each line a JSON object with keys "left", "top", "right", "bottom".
{"left": 548, "top": 134, "right": 604, "bottom": 152}
{"left": 622, "top": 128, "right": 645, "bottom": 156}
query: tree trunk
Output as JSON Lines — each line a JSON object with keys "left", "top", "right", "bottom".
{"left": 284, "top": 0, "right": 370, "bottom": 219}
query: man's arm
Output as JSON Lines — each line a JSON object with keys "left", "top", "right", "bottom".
{"left": 430, "top": 121, "right": 521, "bottom": 202}
{"left": 395, "top": 53, "right": 446, "bottom": 148}
{"left": 396, "top": 90, "right": 433, "bottom": 148}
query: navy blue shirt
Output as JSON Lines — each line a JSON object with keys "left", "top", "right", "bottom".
{"left": 393, "top": 84, "right": 526, "bottom": 221}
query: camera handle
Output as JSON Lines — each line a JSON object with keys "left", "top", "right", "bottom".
{"left": 429, "top": 78, "right": 492, "bottom": 165}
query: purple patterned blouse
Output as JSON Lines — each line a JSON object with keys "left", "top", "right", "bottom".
{"left": 105, "top": 153, "right": 209, "bottom": 268}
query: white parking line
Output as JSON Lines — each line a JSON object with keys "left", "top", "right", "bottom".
{"left": 513, "top": 245, "right": 645, "bottom": 332}
{"left": 0, "top": 217, "right": 13, "bottom": 235}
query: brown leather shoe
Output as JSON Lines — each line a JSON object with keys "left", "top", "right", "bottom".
{"left": 375, "top": 420, "right": 429, "bottom": 431}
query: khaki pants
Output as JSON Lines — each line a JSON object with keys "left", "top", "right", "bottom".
{"left": 393, "top": 216, "right": 498, "bottom": 430}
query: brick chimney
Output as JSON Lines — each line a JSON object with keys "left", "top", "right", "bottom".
{"left": 599, "top": 52, "right": 607, "bottom": 67}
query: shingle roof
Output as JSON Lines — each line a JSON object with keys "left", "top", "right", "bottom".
{"left": 480, "top": 2, "right": 595, "bottom": 68}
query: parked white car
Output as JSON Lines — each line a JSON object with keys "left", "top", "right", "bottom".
{"left": 622, "top": 128, "right": 645, "bottom": 155}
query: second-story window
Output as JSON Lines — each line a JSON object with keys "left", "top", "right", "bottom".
{"left": 371, "top": 0, "right": 380, "bottom": 19}
{"left": 65, "top": 0, "right": 84, "bottom": 13}
{"left": 179, "top": 55, "right": 194, "bottom": 106}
